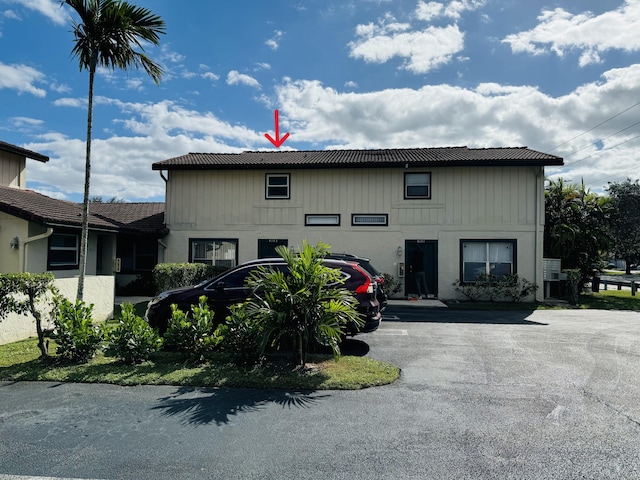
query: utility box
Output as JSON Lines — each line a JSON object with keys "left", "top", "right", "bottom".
{"left": 543, "top": 258, "right": 562, "bottom": 298}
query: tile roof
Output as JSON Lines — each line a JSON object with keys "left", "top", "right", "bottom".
{"left": 0, "top": 185, "right": 167, "bottom": 236}
{"left": 152, "top": 146, "right": 563, "bottom": 171}
{"left": 0, "top": 141, "right": 49, "bottom": 163}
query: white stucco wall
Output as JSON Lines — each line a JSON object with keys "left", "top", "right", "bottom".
{"left": 0, "top": 275, "right": 115, "bottom": 345}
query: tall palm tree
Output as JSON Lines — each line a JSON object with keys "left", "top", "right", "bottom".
{"left": 63, "top": 0, "right": 165, "bottom": 300}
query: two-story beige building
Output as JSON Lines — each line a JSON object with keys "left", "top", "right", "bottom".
{"left": 152, "top": 147, "right": 563, "bottom": 301}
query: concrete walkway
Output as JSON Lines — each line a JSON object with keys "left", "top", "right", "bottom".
{"left": 386, "top": 298, "right": 448, "bottom": 308}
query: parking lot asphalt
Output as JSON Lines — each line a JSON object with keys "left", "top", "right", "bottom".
{"left": 2, "top": 307, "right": 640, "bottom": 479}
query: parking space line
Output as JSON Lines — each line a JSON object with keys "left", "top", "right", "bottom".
{"left": 374, "top": 329, "right": 408, "bottom": 336}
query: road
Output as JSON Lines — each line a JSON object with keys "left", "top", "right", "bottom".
{"left": 1, "top": 306, "right": 640, "bottom": 479}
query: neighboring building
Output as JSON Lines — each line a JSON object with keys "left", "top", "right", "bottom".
{"left": 0, "top": 141, "right": 168, "bottom": 344}
{"left": 0, "top": 186, "right": 167, "bottom": 288}
{"left": 152, "top": 147, "right": 564, "bottom": 301}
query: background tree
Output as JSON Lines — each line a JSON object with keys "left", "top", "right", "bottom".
{"left": 544, "top": 178, "right": 613, "bottom": 286}
{"left": 64, "top": 0, "right": 165, "bottom": 300}
{"left": 0, "top": 273, "right": 57, "bottom": 358}
{"left": 607, "top": 178, "right": 640, "bottom": 274}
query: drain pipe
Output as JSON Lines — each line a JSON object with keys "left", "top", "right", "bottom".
{"left": 535, "top": 167, "right": 544, "bottom": 302}
{"left": 21, "top": 227, "right": 54, "bottom": 272}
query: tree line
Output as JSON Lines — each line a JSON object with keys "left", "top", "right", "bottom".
{"left": 544, "top": 177, "right": 640, "bottom": 284}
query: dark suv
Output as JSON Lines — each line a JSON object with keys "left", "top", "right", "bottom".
{"left": 326, "top": 253, "right": 388, "bottom": 311}
{"left": 145, "top": 258, "right": 382, "bottom": 335}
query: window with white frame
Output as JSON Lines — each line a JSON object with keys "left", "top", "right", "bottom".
{"left": 352, "top": 214, "right": 388, "bottom": 226}
{"left": 48, "top": 232, "right": 79, "bottom": 269}
{"left": 461, "top": 240, "right": 515, "bottom": 282}
{"left": 190, "top": 239, "right": 238, "bottom": 268}
{"left": 404, "top": 172, "right": 431, "bottom": 199}
{"left": 265, "top": 173, "right": 290, "bottom": 199}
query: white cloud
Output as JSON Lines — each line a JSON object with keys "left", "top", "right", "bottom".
{"left": 266, "top": 30, "right": 284, "bottom": 50}
{"left": 254, "top": 63, "right": 271, "bottom": 71}
{"left": 349, "top": 2, "right": 481, "bottom": 73}
{"left": 416, "top": 0, "right": 486, "bottom": 21}
{"left": 53, "top": 97, "right": 85, "bottom": 107}
{"left": 502, "top": 1, "right": 640, "bottom": 66}
{"left": 201, "top": 72, "right": 220, "bottom": 81}
{"left": 226, "top": 70, "right": 261, "bottom": 89}
{"left": 7, "top": 0, "right": 67, "bottom": 25}
{"left": 0, "top": 62, "right": 46, "bottom": 97}
{"left": 349, "top": 24, "right": 464, "bottom": 73}
{"left": 273, "top": 64, "right": 640, "bottom": 191}
{"left": 3, "top": 9, "right": 20, "bottom": 20}
{"left": 416, "top": 2, "right": 443, "bottom": 21}
{"left": 25, "top": 100, "right": 262, "bottom": 201}
{"left": 10, "top": 116, "right": 44, "bottom": 128}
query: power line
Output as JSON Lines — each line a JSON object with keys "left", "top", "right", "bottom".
{"left": 547, "top": 133, "right": 640, "bottom": 176}
{"left": 549, "top": 99, "right": 640, "bottom": 153}
{"left": 562, "top": 120, "right": 640, "bottom": 160}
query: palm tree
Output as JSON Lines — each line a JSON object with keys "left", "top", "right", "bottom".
{"left": 63, "top": 0, "right": 165, "bottom": 300}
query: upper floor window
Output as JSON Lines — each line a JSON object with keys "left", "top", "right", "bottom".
{"left": 266, "top": 173, "right": 290, "bottom": 199}
{"left": 48, "top": 232, "right": 79, "bottom": 270}
{"left": 405, "top": 172, "right": 431, "bottom": 199}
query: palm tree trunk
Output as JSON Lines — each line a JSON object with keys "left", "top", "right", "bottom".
{"left": 76, "top": 67, "right": 94, "bottom": 301}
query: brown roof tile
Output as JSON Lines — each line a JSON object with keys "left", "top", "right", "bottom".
{"left": 0, "top": 186, "right": 167, "bottom": 236}
{"left": 152, "top": 146, "right": 563, "bottom": 171}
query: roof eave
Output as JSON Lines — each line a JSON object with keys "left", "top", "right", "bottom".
{"left": 0, "top": 142, "right": 49, "bottom": 163}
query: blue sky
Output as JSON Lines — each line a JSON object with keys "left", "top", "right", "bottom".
{"left": 1, "top": 0, "right": 639, "bottom": 202}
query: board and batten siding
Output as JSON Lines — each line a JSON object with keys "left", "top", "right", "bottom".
{"left": 0, "top": 150, "right": 25, "bottom": 189}
{"left": 165, "top": 165, "right": 540, "bottom": 228}
{"left": 163, "top": 164, "right": 545, "bottom": 301}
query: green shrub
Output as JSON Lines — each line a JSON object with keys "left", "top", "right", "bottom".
{"left": 242, "top": 241, "right": 362, "bottom": 366}
{"left": 53, "top": 297, "right": 103, "bottom": 363}
{"left": 104, "top": 303, "right": 163, "bottom": 364}
{"left": 152, "top": 263, "right": 228, "bottom": 294}
{"left": 214, "top": 303, "right": 265, "bottom": 366}
{"left": 164, "top": 296, "right": 217, "bottom": 363}
{"left": 382, "top": 273, "right": 402, "bottom": 296}
{"left": 499, "top": 274, "right": 539, "bottom": 302}
{"left": 453, "top": 274, "right": 538, "bottom": 302}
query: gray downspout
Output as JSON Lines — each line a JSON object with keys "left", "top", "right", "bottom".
{"left": 21, "top": 227, "right": 54, "bottom": 273}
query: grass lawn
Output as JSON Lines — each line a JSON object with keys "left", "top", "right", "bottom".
{"left": 0, "top": 337, "right": 400, "bottom": 390}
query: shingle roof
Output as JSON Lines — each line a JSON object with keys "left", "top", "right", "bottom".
{"left": 152, "top": 146, "right": 563, "bottom": 171}
{"left": 0, "top": 141, "right": 49, "bottom": 163}
{"left": 0, "top": 185, "right": 167, "bottom": 236}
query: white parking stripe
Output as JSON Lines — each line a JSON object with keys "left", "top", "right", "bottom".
{"left": 0, "top": 475, "right": 107, "bottom": 480}
{"left": 374, "top": 328, "right": 408, "bottom": 336}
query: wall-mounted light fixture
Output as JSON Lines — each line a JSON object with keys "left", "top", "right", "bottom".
{"left": 397, "top": 245, "right": 403, "bottom": 256}
{"left": 10, "top": 237, "right": 19, "bottom": 249}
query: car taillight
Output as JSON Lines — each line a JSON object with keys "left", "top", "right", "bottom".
{"left": 353, "top": 265, "right": 375, "bottom": 294}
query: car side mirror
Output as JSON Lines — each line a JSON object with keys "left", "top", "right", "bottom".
{"left": 214, "top": 281, "right": 226, "bottom": 291}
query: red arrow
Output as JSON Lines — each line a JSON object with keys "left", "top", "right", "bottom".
{"left": 265, "top": 109, "right": 290, "bottom": 148}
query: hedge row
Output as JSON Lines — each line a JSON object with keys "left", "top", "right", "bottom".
{"left": 152, "top": 263, "right": 229, "bottom": 293}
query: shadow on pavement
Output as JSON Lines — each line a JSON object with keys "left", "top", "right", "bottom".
{"left": 152, "top": 386, "right": 331, "bottom": 426}
{"left": 383, "top": 307, "right": 548, "bottom": 326}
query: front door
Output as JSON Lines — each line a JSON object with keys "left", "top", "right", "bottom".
{"left": 405, "top": 240, "right": 437, "bottom": 297}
